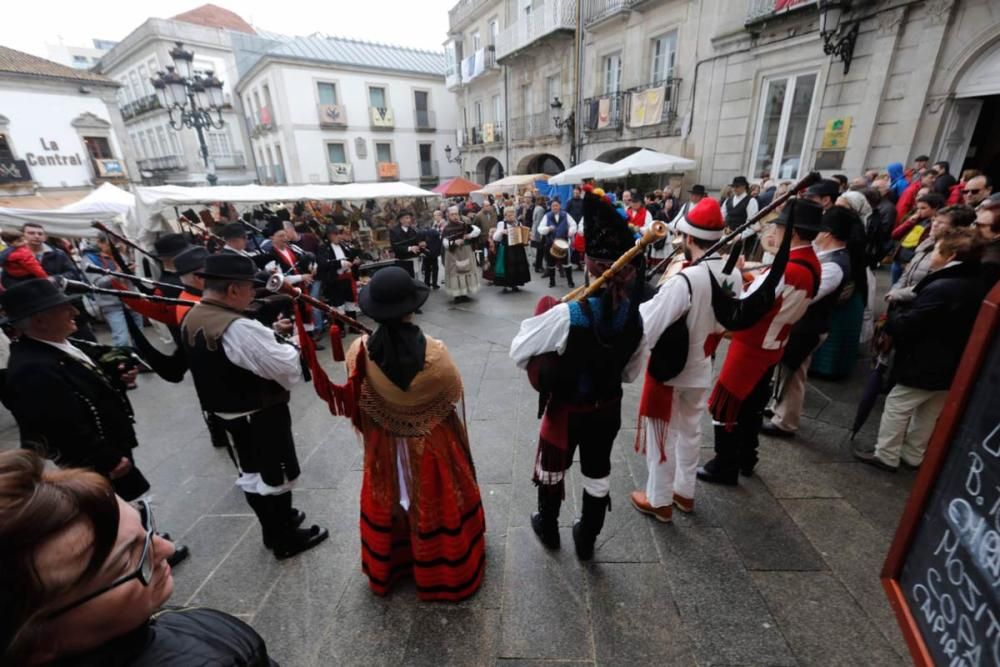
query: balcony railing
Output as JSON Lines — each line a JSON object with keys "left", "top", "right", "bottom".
{"left": 581, "top": 93, "right": 625, "bottom": 132}
{"left": 463, "top": 122, "right": 504, "bottom": 146}
{"left": 509, "top": 111, "right": 562, "bottom": 142}
{"left": 273, "top": 164, "right": 287, "bottom": 185}
{"left": 746, "top": 0, "right": 815, "bottom": 24}
{"left": 212, "top": 152, "right": 246, "bottom": 169}
{"left": 137, "top": 155, "right": 186, "bottom": 171}
{"left": 446, "top": 67, "right": 462, "bottom": 90}
{"left": 419, "top": 160, "right": 439, "bottom": 181}
{"left": 624, "top": 78, "right": 682, "bottom": 128}
{"left": 583, "top": 0, "right": 646, "bottom": 25}
{"left": 415, "top": 109, "right": 436, "bottom": 131}
{"left": 460, "top": 47, "right": 497, "bottom": 84}
{"left": 121, "top": 94, "right": 162, "bottom": 121}
{"left": 496, "top": 0, "right": 577, "bottom": 62}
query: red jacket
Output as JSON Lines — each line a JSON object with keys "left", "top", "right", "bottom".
{"left": 895, "top": 180, "right": 922, "bottom": 223}
{"left": 946, "top": 182, "right": 964, "bottom": 206}
{"left": 4, "top": 245, "right": 48, "bottom": 279}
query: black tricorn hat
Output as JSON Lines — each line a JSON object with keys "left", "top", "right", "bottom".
{"left": 359, "top": 266, "right": 429, "bottom": 323}
{"left": 0, "top": 278, "right": 78, "bottom": 321}
{"left": 195, "top": 254, "right": 265, "bottom": 284}
{"left": 153, "top": 233, "right": 190, "bottom": 258}
{"left": 174, "top": 246, "right": 209, "bottom": 276}
{"left": 221, "top": 222, "right": 247, "bottom": 240}
{"left": 582, "top": 185, "right": 636, "bottom": 262}
{"left": 774, "top": 198, "right": 824, "bottom": 232}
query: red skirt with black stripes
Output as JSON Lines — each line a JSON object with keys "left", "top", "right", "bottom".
{"left": 359, "top": 413, "right": 486, "bottom": 602}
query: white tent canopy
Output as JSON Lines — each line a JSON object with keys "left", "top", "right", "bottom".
{"left": 547, "top": 160, "right": 612, "bottom": 185}
{"left": 603, "top": 149, "right": 696, "bottom": 179}
{"left": 0, "top": 183, "right": 136, "bottom": 238}
{"left": 471, "top": 173, "right": 549, "bottom": 196}
{"left": 134, "top": 181, "right": 440, "bottom": 237}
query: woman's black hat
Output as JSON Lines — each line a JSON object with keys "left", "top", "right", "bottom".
{"left": 195, "top": 254, "right": 265, "bottom": 284}
{"left": 359, "top": 266, "right": 429, "bottom": 323}
{"left": 174, "top": 246, "right": 209, "bottom": 276}
{"left": 0, "top": 278, "right": 78, "bottom": 321}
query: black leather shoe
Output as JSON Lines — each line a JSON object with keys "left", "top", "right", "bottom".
{"left": 739, "top": 465, "right": 755, "bottom": 478}
{"left": 852, "top": 449, "right": 898, "bottom": 473}
{"left": 697, "top": 465, "right": 739, "bottom": 486}
{"left": 167, "top": 544, "right": 190, "bottom": 567}
{"left": 273, "top": 525, "right": 329, "bottom": 560}
{"left": 290, "top": 508, "right": 306, "bottom": 528}
{"left": 531, "top": 512, "right": 560, "bottom": 549}
{"left": 760, "top": 422, "right": 795, "bottom": 438}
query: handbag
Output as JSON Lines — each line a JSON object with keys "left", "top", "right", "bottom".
{"left": 454, "top": 258, "right": 472, "bottom": 273}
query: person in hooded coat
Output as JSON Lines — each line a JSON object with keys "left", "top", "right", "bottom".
{"left": 346, "top": 267, "right": 485, "bottom": 602}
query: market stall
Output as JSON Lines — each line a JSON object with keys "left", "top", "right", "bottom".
{"left": 547, "top": 160, "right": 612, "bottom": 185}
{"left": 0, "top": 183, "right": 136, "bottom": 238}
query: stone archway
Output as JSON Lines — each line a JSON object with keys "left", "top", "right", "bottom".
{"left": 476, "top": 156, "right": 505, "bottom": 184}
{"left": 516, "top": 153, "right": 565, "bottom": 175}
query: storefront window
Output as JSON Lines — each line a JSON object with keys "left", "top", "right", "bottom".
{"left": 83, "top": 136, "right": 113, "bottom": 160}
{"left": 751, "top": 72, "right": 817, "bottom": 180}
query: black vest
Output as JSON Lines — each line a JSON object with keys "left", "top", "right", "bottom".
{"left": 181, "top": 301, "right": 291, "bottom": 413}
{"left": 724, "top": 195, "right": 751, "bottom": 229}
{"left": 797, "top": 247, "right": 851, "bottom": 338}
{"left": 551, "top": 299, "right": 643, "bottom": 404}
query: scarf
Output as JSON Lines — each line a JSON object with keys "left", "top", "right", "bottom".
{"left": 366, "top": 321, "right": 426, "bottom": 391}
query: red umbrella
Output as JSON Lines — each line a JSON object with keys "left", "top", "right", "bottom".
{"left": 432, "top": 177, "right": 482, "bottom": 197}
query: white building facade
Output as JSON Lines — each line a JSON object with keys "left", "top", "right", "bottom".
{"left": 96, "top": 9, "right": 257, "bottom": 185}
{"left": 234, "top": 35, "right": 460, "bottom": 187}
{"left": 0, "top": 46, "right": 131, "bottom": 201}
{"left": 444, "top": 0, "right": 1000, "bottom": 193}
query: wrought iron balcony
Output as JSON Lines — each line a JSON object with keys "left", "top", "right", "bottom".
{"left": 121, "top": 94, "right": 163, "bottom": 122}
{"left": 416, "top": 109, "right": 436, "bottom": 131}
{"left": 508, "top": 111, "right": 562, "bottom": 142}
{"left": 419, "top": 160, "right": 439, "bottom": 182}
{"left": 583, "top": 0, "right": 644, "bottom": 26}
{"left": 581, "top": 92, "right": 624, "bottom": 133}
{"left": 136, "top": 155, "right": 185, "bottom": 171}
{"left": 212, "top": 152, "right": 246, "bottom": 169}
{"left": 496, "top": 0, "right": 577, "bottom": 62}
{"left": 448, "top": 0, "right": 492, "bottom": 31}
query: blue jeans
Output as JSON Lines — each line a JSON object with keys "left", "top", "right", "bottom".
{"left": 103, "top": 306, "right": 142, "bottom": 347}
{"left": 310, "top": 280, "right": 325, "bottom": 332}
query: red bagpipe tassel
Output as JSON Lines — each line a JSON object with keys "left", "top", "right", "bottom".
{"left": 527, "top": 295, "right": 561, "bottom": 393}
{"left": 329, "top": 323, "right": 344, "bottom": 362}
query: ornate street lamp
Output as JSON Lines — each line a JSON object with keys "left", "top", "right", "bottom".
{"left": 151, "top": 42, "right": 226, "bottom": 185}
{"left": 550, "top": 97, "right": 577, "bottom": 166}
{"left": 818, "top": 0, "right": 860, "bottom": 75}
{"left": 444, "top": 144, "right": 463, "bottom": 163}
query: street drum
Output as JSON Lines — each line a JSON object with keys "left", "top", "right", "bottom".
{"left": 549, "top": 238, "right": 570, "bottom": 259}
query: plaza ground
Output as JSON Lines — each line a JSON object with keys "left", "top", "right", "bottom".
{"left": 0, "top": 270, "right": 915, "bottom": 666}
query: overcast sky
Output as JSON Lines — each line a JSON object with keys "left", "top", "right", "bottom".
{"left": 1, "top": 0, "right": 455, "bottom": 57}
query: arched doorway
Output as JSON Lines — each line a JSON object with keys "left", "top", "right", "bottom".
{"left": 477, "top": 156, "right": 504, "bottom": 184}
{"left": 595, "top": 146, "right": 644, "bottom": 163}
{"left": 517, "top": 153, "right": 565, "bottom": 175}
{"left": 938, "top": 36, "right": 1000, "bottom": 184}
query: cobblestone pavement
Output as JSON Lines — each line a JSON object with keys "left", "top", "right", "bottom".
{"left": 0, "top": 269, "right": 914, "bottom": 666}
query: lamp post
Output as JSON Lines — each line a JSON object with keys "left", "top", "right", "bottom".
{"left": 151, "top": 42, "right": 226, "bottom": 185}
{"left": 444, "top": 144, "right": 463, "bottom": 163}
{"left": 818, "top": 0, "right": 860, "bottom": 75}
{"left": 550, "top": 97, "right": 577, "bottom": 166}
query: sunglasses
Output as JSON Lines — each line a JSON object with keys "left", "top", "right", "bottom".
{"left": 47, "top": 499, "right": 156, "bottom": 619}
{"left": 962, "top": 189, "right": 982, "bottom": 195}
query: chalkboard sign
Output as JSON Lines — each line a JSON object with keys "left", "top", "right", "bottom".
{"left": 884, "top": 284, "right": 1000, "bottom": 666}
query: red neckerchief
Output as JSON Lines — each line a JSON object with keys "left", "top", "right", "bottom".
{"left": 274, "top": 246, "right": 297, "bottom": 274}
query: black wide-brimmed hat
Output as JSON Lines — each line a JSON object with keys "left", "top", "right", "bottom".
{"left": 582, "top": 184, "right": 637, "bottom": 262}
{"left": 773, "top": 198, "right": 824, "bottom": 232}
{"left": 730, "top": 176, "right": 750, "bottom": 188}
{"left": 0, "top": 278, "right": 78, "bottom": 321}
{"left": 359, "top": 266, "right": 429, "bottom": 323}
{"left": 195, "top": 254, "right": 265, "bottom": 284}
{"left": 153, "top": 233, "right": 190, "bottom": 258}
{"left": 174, "top": 246, "right": 209, "bottom": 276}
{"left": 221, "top": 222, "right": 247, "bottom": 240}
{"left": 688, "top": 184, "right": 708, "bottom": 196}
{"left": 396, "top": 209, "right": 414, "bottom": 221}
{"left": 820, "top": 206, "right": 859, "bottom": 241}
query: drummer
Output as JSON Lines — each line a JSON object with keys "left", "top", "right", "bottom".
{"left": 538, "top": 198, "right": 578, "bottom": 289}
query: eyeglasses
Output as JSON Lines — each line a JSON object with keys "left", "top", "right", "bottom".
{"left": 962, "top": 189, "right": 982, "bottom": 196}
{"left": 47, "top": 499, "right": 156, "bottom": 619}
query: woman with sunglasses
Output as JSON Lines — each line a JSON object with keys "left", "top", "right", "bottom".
{"left": 0, "top": 449, "right": 277, "bottom": 666}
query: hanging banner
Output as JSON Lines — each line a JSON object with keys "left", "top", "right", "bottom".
{"left": 629, "top": 87, "right": 665, "bottom": 128}
{"left": 597, "top": 97, "right": 611, "bottom": 129}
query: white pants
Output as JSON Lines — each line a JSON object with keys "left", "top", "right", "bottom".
{"left": 644, "top": 386, "right": 708, "bottom": 508}
{"left": 771, "top": 335, "right": 827, "bottom": 433}
{"left": 874, "top": 384, "right": 948, "bottom": 467}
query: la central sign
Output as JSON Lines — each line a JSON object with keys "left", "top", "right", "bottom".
{"left": 24, "top": 138, "right": 83, "bottom": 167}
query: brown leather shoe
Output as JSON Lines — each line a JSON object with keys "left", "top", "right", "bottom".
{"left": 629, "top": 491, "right": 673, "bottom": 523}
{"left": 672, "top": 494, "right": 694, "bottom": 514}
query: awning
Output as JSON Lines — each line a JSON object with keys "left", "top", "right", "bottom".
{"left": 432, "top": 177, "right": 483, "bottom": 197}
{"left": 0, "top": 185, "right": 135, "bottom": 238}
{"left": 471, "top": 173, "right": 549, "bottom": 195}
{"left": 602, "top": 149, "right": 696, "bottom": 179}
{"left": 547, "top": 160, "right": 612, "bottom": 185}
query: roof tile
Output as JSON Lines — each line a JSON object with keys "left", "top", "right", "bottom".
{"left": 0, "top": 45, "right": 114, "bottom": 84}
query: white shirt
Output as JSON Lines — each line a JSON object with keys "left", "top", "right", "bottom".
{"left": 34, "top": 337, "right": 95, "bottom": 367}
{"left": 509, "top": 302, "right": 646, "bottom": 383}
{"left": 538, "top": 212, "right": 578, "bottom": 237}
{"left": 220, "top": 318, "right": 302, "bottom": 391}
{"left": 493, "top": 220, "right": 521, "bottom": 242}
{"left": 813, "top": 246, "right": 846, "bottom": 302}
